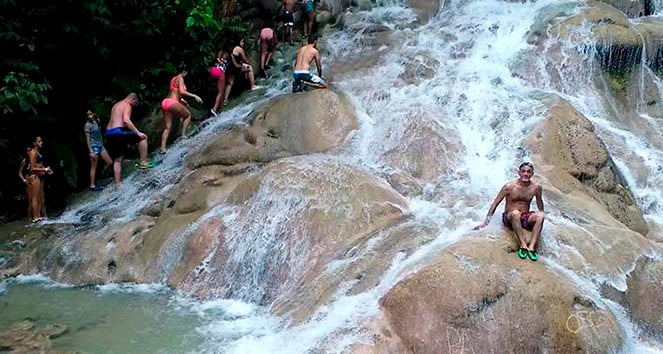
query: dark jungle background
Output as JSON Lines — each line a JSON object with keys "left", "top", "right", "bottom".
{"left": 0, "top": 0, "right": 268, "bottom": 221}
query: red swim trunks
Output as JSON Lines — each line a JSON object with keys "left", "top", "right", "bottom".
{"left": 502, "top": 211, "right": 534, "bottom": 231}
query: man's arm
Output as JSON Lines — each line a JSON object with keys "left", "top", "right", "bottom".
{"left": 122, "top": 107, "right": 146, "bottom": 139}
{"left": 474, "top": 184, "right": 509, "bottom": 230}
{"left": 314, "top": 51, "right": 322, "bottom": 77}
{"left": 535, "top": 184, "right": 544, "bottom": 212}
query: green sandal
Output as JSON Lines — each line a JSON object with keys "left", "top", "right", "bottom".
{"left": 136, "top": 160, "right": 159, "bottom": 169}
{"left": 517, "top": 248, "right": 528, "bottom": 259}
{"left": 527, "top": 250, "right": 538, "bottom": 262}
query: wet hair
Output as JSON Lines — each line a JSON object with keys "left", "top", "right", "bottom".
{"left": 519, "top": 162, "right": 534, "bottom": 171}
{"left": 177, "top": 62, "right": 188, "bottom": 73}
{"left": 308, "top": 33, "right": 319, "bottom": 44}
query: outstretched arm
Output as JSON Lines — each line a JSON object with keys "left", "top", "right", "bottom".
{"left": 177, "top": 77, "right": 202, "bottom": 103}
{"left": 474, "top": 185, "right": 508, "bottom": 230}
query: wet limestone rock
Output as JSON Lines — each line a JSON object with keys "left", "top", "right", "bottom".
{"left": 556, "top": 1, "right": 641, "bottom": 71}
{"left": 526, "top": 98, "right": 648, "bottom": 236}
{"left": 408, "top": 0, "right": 440, "bottom": 24}
{"left": 598, "top": 0, "right": 653, "bottom": 18}
{"left": 0, "top": 320, "right": 72, "bottom": 353}
{"left": 191, "top": 89, "right": 357, "bottom": 168}
{"left": 379, "top": 238, "right": 623, "bottom": 354}
{"left": 172, "top": 156, "right": 409, "bottom": 306}
{"left": 625, "top": 258, "right": 663, "bottom": 340}
{"left": 383, "top": 110, "right": 461, "bottom": 186}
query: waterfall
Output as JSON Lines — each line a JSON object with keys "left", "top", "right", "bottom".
{"left": 26, "top": 0, "right": 663, "bottom": 353}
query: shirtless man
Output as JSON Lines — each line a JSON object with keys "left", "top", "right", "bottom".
{"left": 474, "top": 162, "right": 545, "bottom": 261}
{"left": 280, "top": 0, "right": 296, "bottom": 45}
{"left": 105, "top": 92, "right": 154, "bottom": 186}
{"left": 292, "top": 34, "right": 327, "bottom": 93}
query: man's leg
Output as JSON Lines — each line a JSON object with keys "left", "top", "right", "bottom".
{"left": 138, "top": 138, "right": 149, "bottom": 164}
{"left": 527, "top": 212, "right": 545, "bottom": 251}
{"left": 507, "top": 210, "right": 528, "bottom": 249}
{"left": 113, "top": 157, "right": 122, "bottom": 186}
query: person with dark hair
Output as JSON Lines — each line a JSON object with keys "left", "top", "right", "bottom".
{"left": 258, "top": 26, "right": 278, "bottom": 75}
{"left": 210, "top": 51, "right": 229, "bottom": 116}
{"left": 280, "top": 0, "right": 296, "bottom": 45}
{"left": 160, "top": 62, "right": 203, "bottom": 152}
{"left": 27, "top": 136, "right": 53, "bottom": 223}
{"left": 474, "top": 162, "right": 546, "bottom": 261}
{"left": 105, "top": 93, "right": 155, "bottom": 186}
{"left": 225, "top": 38, "right": 261, "bottom": 104}
{"left": 292, "top": 34, "right": 327, "bottom": 92}
{"left": 84, "top": 109, "right": 113, "bottom": 191}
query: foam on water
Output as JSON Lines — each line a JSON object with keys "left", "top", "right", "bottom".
{"left": 17, "top": 0, "right": 663, "bottom": 352}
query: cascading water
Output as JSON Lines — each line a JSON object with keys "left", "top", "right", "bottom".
{"left": 3, "top": 0, "right": 663, "bottom": 353}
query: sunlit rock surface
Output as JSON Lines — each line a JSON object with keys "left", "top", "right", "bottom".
{"left": 527, "top": 98, "right": 648, "bottom": 235}
{"left": 379, "top": 237, "right": 623, "bottom": 354}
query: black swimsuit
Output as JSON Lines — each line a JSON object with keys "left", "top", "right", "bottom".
{"left": 228, "top": 52, "right": 244, "bottom": 75}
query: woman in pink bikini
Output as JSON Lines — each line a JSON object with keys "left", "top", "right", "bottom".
{"left": 210, "top": 50, "right": 229, "bottom": 116}
{"left": 160, "top": 62, "right": 203, "bottom": 153}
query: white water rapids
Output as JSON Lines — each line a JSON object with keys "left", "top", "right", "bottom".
{"left": 37, "top": 0, "right": 663, "bottom": 353}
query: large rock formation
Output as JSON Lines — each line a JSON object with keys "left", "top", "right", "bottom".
{"left": 378, "top": 238, "right": 623, "bottom": 354}
{"left": 526, "top": 98, "right": 649, "bottom": 236}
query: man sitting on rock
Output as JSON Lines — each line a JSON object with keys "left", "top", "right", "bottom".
{"left": 292, "top": 34, "right": 327, "bottom": 93}
{"left": 474, "top": 162, "right": 546, "bottom": 261}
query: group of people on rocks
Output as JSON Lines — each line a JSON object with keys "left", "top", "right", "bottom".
{"left": 21, "top": 3, "right": 330, "bottom": 215}
{"left": 15, "top": 0, "right": 547, "bottom": 265}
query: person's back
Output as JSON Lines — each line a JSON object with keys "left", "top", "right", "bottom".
{"left": 294, "top": 44, "right": 319, "bottom": 72}
{"left": 108, "top": 98, "right": 131, "bottom": 130}
{"left": 292, "top": 35, "right": 326, "bottom": 92}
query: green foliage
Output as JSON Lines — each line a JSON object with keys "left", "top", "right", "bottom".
{"left": 0, "top": 71, "right": 51, "bottom": 115}
{"left": 51, "top": 142, "right": 78, "bottom": 189}
{"left": 0, "top": 0, "right": 254, "bottom": 218}
{"left": 605, "top": 69, "right": 630, "bottom": 93}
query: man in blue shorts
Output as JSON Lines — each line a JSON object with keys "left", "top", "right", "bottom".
{"left": 292, "top": 34, "right": 327, "bottom": 93}
{"left": 105, "top": 93, "right": 156, "bottom": 186}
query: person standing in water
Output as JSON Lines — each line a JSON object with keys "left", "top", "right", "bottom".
{"left": 258, "top": 26, "right": 278, "bottom": 76}
{"left": 292, "top": 34, "right": 327, "bottom": 92}
{"left": 296, "top": 0, "right": 316, "bottom": 40}
{"left": 474, "top": 162, "right": 546, "bottom": 261}
{"left": 27, "top": 136, "right": 53, "bottom": 223}
{"left": 105, "top": 92, "right": 155, "bottom": 187}
{"left": 160, "top": 62, "right": 203, "bottom": 153}
{"left": 210, "top": 51, "right": 229, "bottom": 116}
{"left": 84, "top": 109, "right": 113, "bottom": 191}
{"left": 225, "top": 38, "right": 261, "bottom": 104}
{"left": 280, "top": 0, "right": 296, "bottom": 45}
